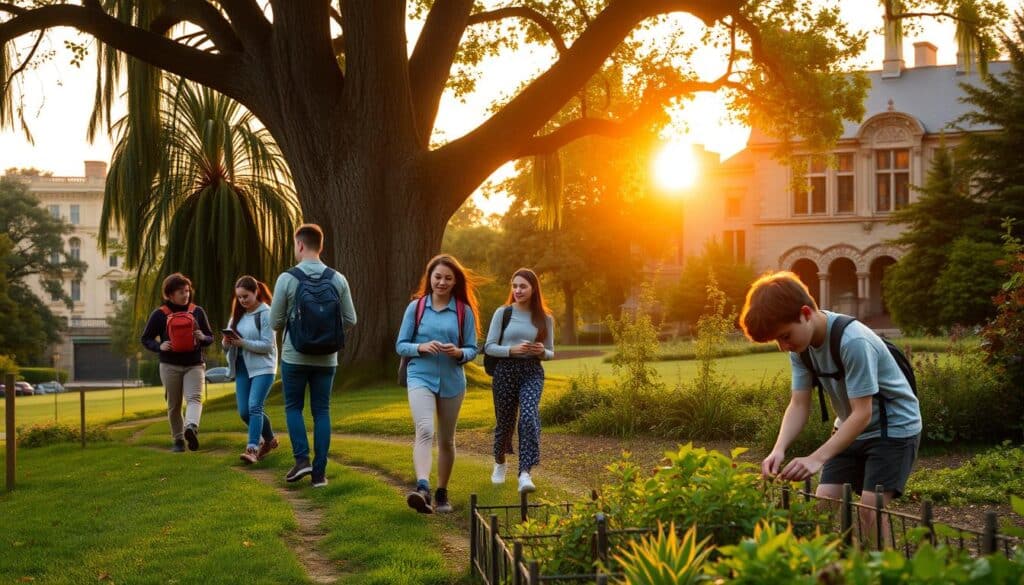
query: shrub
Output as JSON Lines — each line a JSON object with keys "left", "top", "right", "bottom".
{"left": 0, "top": 354, "right": 19, "bottom": 378}
{"left": 18, "top": 367, "right": 69, "bottom": 384}
{"left": 981, "top": 220, "right": 1024, "bottom": 397}
{"left": 139, "top": 359, "right": 162, "bottom": 386}
{"left": 540, "top": 367, "right": 607, "bottom": 425}
{"left": 16, "top": 422, "right": 111, "bottom": 448}
{"left": 904, "top": 442, "right": 1024, "bottom": 505}
{"left": 613, "top": 524, "right": 713, "bottom": 585}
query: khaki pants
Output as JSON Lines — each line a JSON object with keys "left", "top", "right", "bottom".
{"left": 160, "top": 363, "right": 205, "bottom": 441}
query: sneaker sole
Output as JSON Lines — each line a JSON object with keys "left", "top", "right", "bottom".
{"left": 239, "top": 454, "right": 258, "bottom": 464}
{"left": 406, "top": 492, "right": 433, "bottom": 514}
{"left": 435, "top": 504, "right": 453, "bottom": 514}
{"left": 184, "top": 427, "right": 199, "bottom": 451}
{"left": 285, "top": 466, "right": 313, "bottom": 483}
{"left": 491, "top": 476, "right": 505, "bottom": 484}
{"left": 312, "top": 479, "right": 328, "bottom": 488}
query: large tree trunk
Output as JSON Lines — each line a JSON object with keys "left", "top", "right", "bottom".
{"left": 561, "top": 282, "right": 577, "bottom": 345}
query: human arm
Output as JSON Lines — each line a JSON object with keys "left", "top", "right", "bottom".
{"left": 483, "top": 307, "right": 511, "bottom": 357}
{"left": 447, "top": 307, "right": 478, "bottom": 364}
{"left": 336, "top": 273, "right": 358, "bottom": 327}
{"left": 269, "top": 273, "right": 290, "bottom": 332}
{"left": 538, "top": 314, "right": 555, "bottom": 359}
{"left": 778, "top": 395, "right": 872, "bottom": 481}
{"left": 396, "top": 301, "right": 424, "bottom": 357}
{"left": 193, "top": 307, "right": 214, "bottom": 347}
{"left": 762, "top": 389, "right": 812, "bottom": 477}
{"left": 140, "top": 309, "right": 165, "bottom": 353}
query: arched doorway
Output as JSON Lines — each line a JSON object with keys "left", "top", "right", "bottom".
{"left": 870, "top": 256, "right": 897, "bottom": 316}
{"left": 790, "top": 259, "right": 821, "bottom": 306}
{"left": 829, "top": 258, "right": 859, "bottom": 316}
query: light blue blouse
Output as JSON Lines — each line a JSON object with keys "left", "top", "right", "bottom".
{"left": 395, "top": 296, "right": 478, "bottom": 397}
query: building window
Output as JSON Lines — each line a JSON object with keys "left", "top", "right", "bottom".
{"left": 795, "top": 157, "right": 826, "bottom": 215}
{"left": 70, "top": 204, "right": 80, "bottom": 225}
{"left": 875, "top": 149, "right": 910, "bottom": 212}
{"left": 725, "top": 196, "right": 742, "bottom": 218}
{"left": 50, "top": 251, "right": 60, "bottom": 264}
{"left": 109, "top": 254, "right": 118, "bottom": 267}
{"left": 109, "top": 282, "right": 119, "bottom": 303}
{"left": 723, "top": 230, "right": 746, "bottom": 263}
{"left": 69, "top": 238, "right": 81, "bottom": 261}
{"left": 836, "top": 153, "right": 855, "bottom": 213}
{"left": 71, "top": 316, "right": 82, "bottom": 327}
{"left": 50, "top": 284, "right": 61, "bottom": 302}
{"left": 71, "top": 279, "right": 81, "bottom": 302}
{"left": 48, "top": 204, "right": 60, "bottom": 219}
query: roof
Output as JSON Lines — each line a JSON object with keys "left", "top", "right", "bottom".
{"left": 747, "top": 61, "right": 1012, "bottom": 146}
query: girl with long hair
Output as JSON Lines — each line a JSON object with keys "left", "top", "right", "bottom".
{"left": 222, "top": 275, "right": 280, "bottom": 464}
{"left": 484, "top": 268, "right": 554, "bottom": 493}
{"left": 395, "top": 254, "right": 480, "bottom": 514}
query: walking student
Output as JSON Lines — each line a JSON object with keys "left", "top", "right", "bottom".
{"left": 395, "top": 254, "right": 479, "bottom": 514}
{"left": 223, "top": 275, "right": 279, "bottom": 464}
{"left": 141, "top": 273, "right": 215, "bottom": 452}
{"left": 270, "top": 224, "right": 357, "bottom": 487}
{"left": 484, "top": 268, "right": 554, "bottom": 493}
{"left": 740, "top": 271, "right": 921, "bottom": 543}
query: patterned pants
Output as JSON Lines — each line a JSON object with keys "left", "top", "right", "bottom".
{"left": 492, "top": 359, "right": 545, "bottom": 474}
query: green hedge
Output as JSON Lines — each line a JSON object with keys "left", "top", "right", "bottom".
{"left": 18, "top": 367, "right": 69, "bottom": 384}
{"left": 139, "top": 360, "right": 162, "bottom": 386}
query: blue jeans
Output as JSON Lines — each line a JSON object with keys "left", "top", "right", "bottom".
{"left": 281, "top": 361, "right": 336, "bottom": 474}
{"left": 234, "top": 356, "right": 275, "bottom": 449}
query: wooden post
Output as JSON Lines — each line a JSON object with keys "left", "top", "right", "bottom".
{"left": 528, "top": 561, "right": 539, "bottom": 585}
{"left": 875, "top": 484, "right": 885, "bottom": 551}
{"left": 804, "top": 478, "right": 813, "bottom": 502}
{"left": 841, "top": 483, "right": 854, "bottom": 549}
{"left": 921, "top": 500, "right": 935, "bottom": 545}
{"left": 595, "top": 513, "right": 608, "bottom": 564}
{"left": 982, "top": 512, "right": 998, "bottom": 555}
{"left": 79, "top": 389, "right": 86, "bottom": 448}
{"left": 781, "top": 484, "right": 791, "bottom": 510}
{"left": 469, "top": 494, "right": 478, "bottom": 572}
{"left": 5, "top": 372, "right": 15, "bottom": 491}
{"left": 490, "top": 514, "right": 500, "bottom": 585}
{"left": 520, "top": 490, "right": 529, "bottom": 523}
{"left": 512, "top": 541, "right": 523, "bottom": 585}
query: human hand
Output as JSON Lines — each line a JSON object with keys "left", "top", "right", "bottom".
{"left": 761, "top": 450, "right": 786, "bottom": 479}
{"left": 193, "top": 329, "right": 206, "bottom": 342}
{"left": 439, "top": 343, "right": 462, "bottom": 358}
{"left": 418, "top": 341, "right": 443, "bottom": 354}
{"left": 529, "top": 342, "right": 545, "bottom": 356}
{"left": 160, "top": 341, "right": 172, "bottom": 351}
{"left": 509, "top": 342, "right": 531, "bottom": 357}
{"left": 778, "top": 455, "right": 824, "bottom": 482}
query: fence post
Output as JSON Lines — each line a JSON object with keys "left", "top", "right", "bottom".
{"left": 528, "top": 561, "right": 540, "bottom": 585}
{"left": 841, "top": 483, "right": 854, "bottom": 549}
{"left": 781, "top": 484, "right": 791, "bottom": 510}
{"left": 595, "top": 513, "right": 609, "bottom": 565}
{"left": 5, "top": 372, "right": 15, "bottom": 492}
{"left": 513, "top": 541, "right": 523, "bottom": 585}
{"left": 982, "top": 512, "right": 998, "bottom": 555}
{"left": 596, "top": 574, "right": 608, "bottom": 585}
{"left": 921, "top": 500, "right": 935, "bottom": 545}
{"left": 490, "top": 514, "right": 500, "bottom": 585}
{"left": 874, "top": 484, "right": 885, "bottom": 551}
{"left": 520, "top": 490, "right": 529, "bottom": 523}
{"left": 469, "top": 494, "right": 478, "bottom": 573}
{"left": 79, "top": 389, "right": 86, "bottom": 448}
{"left": 804, "top": 478, "right": 813, "bottom": 502}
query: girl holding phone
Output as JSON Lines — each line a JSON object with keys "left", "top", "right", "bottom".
{"left": 223, "top": 275, "right": 279, "bottom": 463}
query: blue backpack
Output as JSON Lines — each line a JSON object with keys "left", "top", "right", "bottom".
{"left": 287, "top": 267, "right": 345, "bottom": 355}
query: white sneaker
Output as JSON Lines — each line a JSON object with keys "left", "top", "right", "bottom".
{"left": 517, "top": 471, "right": 535, "bottom": 493}
{"left": 491, "top": 463, "right": 507, "bottom": 484}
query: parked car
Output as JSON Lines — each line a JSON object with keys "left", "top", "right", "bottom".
{"left": 0, "top": 381, "right": 34, "bottom": 396}
{"left": 35, "top": 381, "right": 66, "bottom": 394}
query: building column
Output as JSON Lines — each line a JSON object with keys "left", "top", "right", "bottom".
{"left": 818, "top": 272, "right": 830, "bottom": 310}
{"left": 857, "top": 271, "right": 871, "bottom": 319}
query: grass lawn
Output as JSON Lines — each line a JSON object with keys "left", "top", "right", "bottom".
{"left": 0, "top": 443, "right": 306, "bottom": 584}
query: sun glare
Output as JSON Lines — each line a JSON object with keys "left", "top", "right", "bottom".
{"left": 653, "top": 141, "right": 699, "bottom": 194}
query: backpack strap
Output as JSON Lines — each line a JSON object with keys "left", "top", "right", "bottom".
{"left": 799, "top": 315, "right": 855, "bottom": 424}
{"left": 160, "top": 305, "right": 172, "bottom": 316}
{"left": 798, "top": 350, "right": 829, "bottom": 424}
{"left": 497, "top": 306, "right": 513, "bottom": 345}
{"left": 288, "top": 267, "right": 309, "bottom": 282}
{"left": 455, "top": 298, "right": 466, "bottom": 347}
{"left": 410, "top": 296, "right": 428, "bottom": 340}
{"left": 319, "top": 268, "right": 336, "bottom": 282}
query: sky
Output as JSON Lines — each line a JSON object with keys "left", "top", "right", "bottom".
{"left": 0, "top": 3, "right": 1019, "bottom": 214}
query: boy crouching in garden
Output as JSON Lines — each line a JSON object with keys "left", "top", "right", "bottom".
{"left": 740, "top": 271, "right": 922, "bottom": 543}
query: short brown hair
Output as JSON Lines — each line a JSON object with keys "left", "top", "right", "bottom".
{"left": 162, "top": 272, "right": 193, "bottom": 301}
{"left": 740, "top": 271, "right": 818, "bottom": 342}
{"left": 294, "top": 223, "right": 324, "bottom": 252}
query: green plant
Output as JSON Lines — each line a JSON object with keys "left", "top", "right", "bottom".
{"left": 904, "top": 442, "right": 1024, "bottom": 504}
{"left": 712, "top": 521, "right": 841, "bottom": 584}
{"left": 17, "top": 366, "right": 69, "bottom": 384}
{"left": 540, "top": 367, "right": 608, "bottom": 425}
{"left": 982, "top": 219, "right": 1024, "bottom": 398}
{"left": 16, "top": 421, "right": 111, "bottom": 448}
{"left": 0, "top": 353, "right": 19, "bottom": 378}
{"left": 139, "top": 358, "right": 162, "bottom": 386}
{"left": 614, "top": 523, "right": 713, "bottom": 585}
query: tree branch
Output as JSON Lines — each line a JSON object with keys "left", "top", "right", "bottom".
{"left": 408, "top": 0, "right": 474, "bottom": 145}
{"left": 0, "top": 3, "right": 26, "bottom": 16}
{"left": 4, "top": 29, "right": 42, "bottom": 86}
{"left": 430, "top": 0, "right": 743, "bottom": 203}
{"left": 0, "top": 4, "right": 244, "bottom": 98}
{"left": 467, "top": 6, "right": 568, "bottom": 54}
{"left": 218, "top": 0, "right": 271, "bottom": 47}
{"left": 149, "top": 0, "right": 243, "bottom": 53}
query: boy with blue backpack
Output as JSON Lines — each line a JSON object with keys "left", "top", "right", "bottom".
{"left": 740, "top": 271, "right": 921, "bottom": 542}
{"left": 271, "top": 224, "right": 357, "bottom": 487}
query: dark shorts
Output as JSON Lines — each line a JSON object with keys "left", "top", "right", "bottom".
{"left": 820, "top": 434, "right": 921, "bottom": 497}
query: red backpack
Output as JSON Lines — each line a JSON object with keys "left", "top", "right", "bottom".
{"left": 160, "top": 304, "right": 198, "bottom": 352}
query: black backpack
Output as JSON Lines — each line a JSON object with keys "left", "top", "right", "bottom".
{"left": 798, "top": 315, "right": 917, "bottom": 439}
{"left": 483, "top": 306, "right": 514, "bottom": 376}
{"left": 286, "top": 267, "right": 345, "bottom": 355}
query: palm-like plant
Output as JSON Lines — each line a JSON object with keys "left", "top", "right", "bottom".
{"left": 100, "top": 80, "right": 299, "bottom": 329}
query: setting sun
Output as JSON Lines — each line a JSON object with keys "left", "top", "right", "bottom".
{"left": 653, "top": 141, "right": 699, "bottom": 193}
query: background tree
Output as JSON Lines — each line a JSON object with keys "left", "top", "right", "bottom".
{"left": 665, "top": 240, "right": 756, "bottom": 328}
{"left": 101, "top": 81, "right": 300, "bottom": 329}
{"left": 0, "top": 0, "right": 1002, "bottom": 370}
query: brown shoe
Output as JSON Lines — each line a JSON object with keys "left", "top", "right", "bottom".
{"left": 239, "top": 446, "right": 259, "bottom": 464}
{"left": 257, "top": 437, "right": 279, "bottom": 461}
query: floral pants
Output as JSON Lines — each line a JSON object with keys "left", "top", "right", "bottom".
{"left": 491, "top": 358, "right": 545, "bottom": 474}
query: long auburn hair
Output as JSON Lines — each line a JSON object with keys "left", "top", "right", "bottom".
{"left": 230, "top": 275, "right": 273, "bottom": 334}
{"left": 414, "top": 254, "right": 482, "bottom": 338}
{"left": 506, "top": 268, "right": 552, "bottom": 342}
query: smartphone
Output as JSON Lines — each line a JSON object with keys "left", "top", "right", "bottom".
{"left": 221, "top": 328, "right": 240, "bottom": 338}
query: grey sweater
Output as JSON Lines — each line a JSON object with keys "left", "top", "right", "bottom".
{"left": 483, "top": 306, "right": 554, "bottom": 360}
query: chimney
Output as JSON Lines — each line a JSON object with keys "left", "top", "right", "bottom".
{"left": 84, "top": 160, "right": 107, "bottom": 180}
{"left": 913, "top": 41, "right": 937, "bottom": 67}
{"left": 882, "top": 16, "right": 904, "bottom": 78}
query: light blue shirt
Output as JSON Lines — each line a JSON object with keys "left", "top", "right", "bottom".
{"left": 395, "top": 296, "right": 478, "bottom": 397}
{"left": 224, "top": 303, "right": 277, "bottom": 379}
{"left": 790, "top": 311, "right": 922, "bottom": 440}
{"left": 484, "top": 305, "right": 555, "bottom": 360}
{"left": 270, "top": 260, "right": 357, "bottom": 367}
